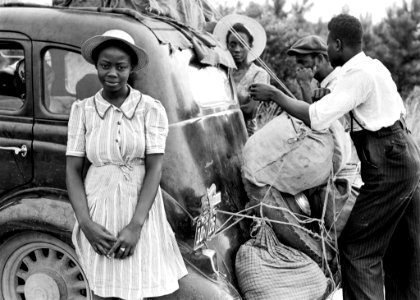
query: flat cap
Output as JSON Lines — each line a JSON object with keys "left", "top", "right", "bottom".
{"left": 287, "top": 35, "right": 327, "bottom": 56}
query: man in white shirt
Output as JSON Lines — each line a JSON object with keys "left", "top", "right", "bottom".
{"left": 286, "top": 34, "right": 354, "bottom": 172}
{"left": 250, "top": 14, "right": 420, "bottom": 300}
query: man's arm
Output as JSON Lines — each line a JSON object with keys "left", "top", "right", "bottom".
{"left": 249, "top": 83, "right": 311, "bottom": 126}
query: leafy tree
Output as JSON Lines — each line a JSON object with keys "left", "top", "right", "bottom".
{"left": 273, "top": 0, "right": 286, "bottom": 18}
{"left": 290, "top": 0, "right": 313, "bottom": 23}
{"left": 356, "top": 0, "right": 420, "bottom": 97}
{"left": 245, "top": 1, "right": 264, "bottom": 19}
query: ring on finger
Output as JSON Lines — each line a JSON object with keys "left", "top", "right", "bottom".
{"left": 120, "top": 247, "right": 126, "bottom": 252}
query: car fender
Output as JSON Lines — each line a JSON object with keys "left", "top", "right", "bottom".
{"left": 0, "top": 187, "right": 74, "bottom": 242}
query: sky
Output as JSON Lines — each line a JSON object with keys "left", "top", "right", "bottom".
{"left": 214, "top": 0, "right": 412, "bottom": 24}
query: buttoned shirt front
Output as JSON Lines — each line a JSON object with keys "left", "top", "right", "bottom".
{"left": 66, "top": 86, "right": 168, "bottom": 166}
{"left": 309, "top": 52, "right": 405, "bottom": 131}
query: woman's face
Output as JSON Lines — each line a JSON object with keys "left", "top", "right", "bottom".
{"left": 96, "top": 46, "right": 132, "bottom": 93}
{"left": 227, "top": 32, "right": 250, "bottom": 65}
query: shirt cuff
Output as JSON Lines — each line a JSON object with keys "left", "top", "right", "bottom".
{"left": 309, "top": 103, "right": 327, "bottom": 131}
{"left": 145, "top": 148, "right": 165, "bottom": 155}
{"left": 66, "top": 151, "right": 85, "bottom": 157}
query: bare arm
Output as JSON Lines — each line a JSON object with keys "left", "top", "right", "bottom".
{"left": 66, "top": 156, "right": 116, "bottom": 255}
{"left": 108, "top": 153, "right": 164, "bottom": 259}
{"left": 130, "top": 154, "right": 163, "bottom": 228}
{"left": 66, "top": 156, "right": 91, "bottom": 224}
{"left": 249, "top": 83, "right": 311, "bottom": 127}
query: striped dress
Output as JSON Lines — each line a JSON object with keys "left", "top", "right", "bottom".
{"left": 66, "top": 87, "right": 187, "bottom": 299}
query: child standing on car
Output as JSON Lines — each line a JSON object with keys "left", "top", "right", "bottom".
{"left": 66, "top": 29, "right": 187, "bottom": 300}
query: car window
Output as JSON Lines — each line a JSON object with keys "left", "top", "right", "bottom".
{"left": 176, "top": 50, "right": 234, "bottom": 107}
{"left": 43, "top": 48, "right": 98, "bottom": 115}
{"left": 189, "top": 65, "right": 234, "bottom": 107}
{"left": 0, "top": 44, "right": 25, "bottom": 111}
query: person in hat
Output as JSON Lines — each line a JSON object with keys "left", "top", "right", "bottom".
{"left": 287, "top": 35, "right": 341, "bottom": 103}
{"left": 249, "top": 14, "right": 420, "bottom": 299}
{"left": 66, "top": 29, "right": 187, "bottom": 300}
{"left": 214, "top": 14, "right": 269, "bottom": 136}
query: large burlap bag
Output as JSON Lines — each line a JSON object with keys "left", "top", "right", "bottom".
{"left": 235, "top": 223, "right": 328, "bottom": 300}
{"left": 242, "top": 113, "right": 334, "bottom": 195}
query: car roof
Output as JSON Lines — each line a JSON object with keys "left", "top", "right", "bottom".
{"left": 0, "top": 5, "right": 234, "bottom": 68}
{"left": 0, "top": 5, "right": 160, "bottom": 47}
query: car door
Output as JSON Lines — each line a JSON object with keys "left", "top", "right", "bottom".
{"left": 32, "top": 42, "right": 98, "bottom": 190}
{"left": 0, "top": 33, "right": 33, "bottom": 196}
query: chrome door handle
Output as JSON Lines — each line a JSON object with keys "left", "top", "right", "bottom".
{"left": 0, "top": 145, "right": 27, "bottom": 157}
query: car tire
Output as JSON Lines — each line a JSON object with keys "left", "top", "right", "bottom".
{"left": 0, "top": 231, "right": 91, "bottom": 300}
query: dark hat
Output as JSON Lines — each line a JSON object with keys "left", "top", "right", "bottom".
{"left": 287, "top": 35, "right": 327, "bottom": 56}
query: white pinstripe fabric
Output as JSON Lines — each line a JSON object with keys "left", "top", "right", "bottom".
{"left": 66, "top": 87, "right": 187, "bottom": 299}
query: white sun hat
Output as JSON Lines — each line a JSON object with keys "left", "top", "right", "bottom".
{"left": 213, "top": 14, "right": 267, "bottom": 63}
{"left": 81, "top": 29, "right": 148, "bottom": 72}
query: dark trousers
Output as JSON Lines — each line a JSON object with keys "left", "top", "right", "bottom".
{"left": 339, "top": 121, "right": 420, "bottom": 300}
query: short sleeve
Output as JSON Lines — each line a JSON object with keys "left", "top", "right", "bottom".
{"left": 66, "top": 100, "right": 86, "bottom": 157}
{"left": 145, "top": 99, "right": 169, "bottom": 154}
{"left": 254, "top": 69, "right": 270, "bottom": 84}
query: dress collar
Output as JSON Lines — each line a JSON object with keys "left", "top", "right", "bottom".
{"left": 93, "top": 85, "right": 142, "bottom": 120}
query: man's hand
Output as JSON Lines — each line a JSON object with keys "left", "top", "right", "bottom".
{"left": 296, "top": 65, "right": 314, "bottom": 84}
{"left": 80, "top": 220, "right": 117, "bottom": 256}
{"left": 107, "top": 222, "right": 142, "bottom": 259}
{"left": 312, "top": 87, "right": 331, "bottom": 102}
{"left": 249, "top": 83, "right": 279, "bottom": 102}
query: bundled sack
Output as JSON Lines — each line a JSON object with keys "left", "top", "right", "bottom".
{"left": 242, "top": 112, "right": 334, "bottom": 195}
{"left": 243, "top": 177, "right": 334, "bottom": 266}
{"left": 310, "top": 163, "right": 362, "bottom": 240}
{"left": 236, "top": 222, "right": 328, "bottom": 300}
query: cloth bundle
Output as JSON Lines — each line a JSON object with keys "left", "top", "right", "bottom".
{"left": 242, "top": 112, "right": 334, "bottom": 195}
{"left": 235, "top": 223, "right": 328, "bottom": 300}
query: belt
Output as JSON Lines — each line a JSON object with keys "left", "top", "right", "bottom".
{"left": 369, "top": 119, "right": 407, "bottom": 137}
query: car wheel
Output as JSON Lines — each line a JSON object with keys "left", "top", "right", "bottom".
{"left": 0, "top": 231, "right": 91, "bottom": 300}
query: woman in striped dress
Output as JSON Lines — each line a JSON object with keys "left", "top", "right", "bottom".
{"left": 66, "top": 29, "right": 187, "bottom": 300}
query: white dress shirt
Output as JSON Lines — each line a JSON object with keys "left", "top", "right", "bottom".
{"left": 320, "top": 66, "right": 342, "bottom": 89}
{"left": 309, "top": 52, "right": 405, "bottom": 131}
{"left": 317, "top": 66, "right": 354, "bottom": 172}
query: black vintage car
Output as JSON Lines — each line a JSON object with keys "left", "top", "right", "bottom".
{"left": 0, "top": 4, "right": 249, "bottom": 299}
